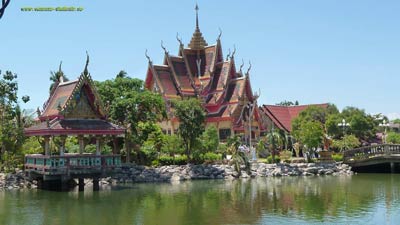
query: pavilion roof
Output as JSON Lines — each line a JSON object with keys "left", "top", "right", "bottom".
{"left": 26, "top": 55, "right": 125, "bottom": 136}
{"left": 260, "top": 104, "right": 329, "bottom": 132}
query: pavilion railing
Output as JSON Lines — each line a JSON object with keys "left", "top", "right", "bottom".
{"left": 343, "top": 144, "right": 400, "bottom": 163}
{"left": 25, "top": 154, "right": 121, "bottom": 175}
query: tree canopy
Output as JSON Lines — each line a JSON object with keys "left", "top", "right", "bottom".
{"left": 95, "top": 71, "right": 166, "bottom": 162}
{"left": 173, "top": 98, "right": 206, "bottom": 160}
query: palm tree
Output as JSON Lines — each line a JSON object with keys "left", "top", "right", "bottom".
{"left": 49, "top": 61, "right": 69, "bottom": 92}
{"left": 267, "top": 128, "right": 281, "bottom": 163}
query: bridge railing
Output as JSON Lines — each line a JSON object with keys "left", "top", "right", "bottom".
{"left": 343, "top": 144, "right": 400, "bottom": 163}
{"left": 25, "top": 154, "right": 122, "bottom": 176}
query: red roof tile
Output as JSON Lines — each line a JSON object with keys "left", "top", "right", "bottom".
{"left": 261, "top": 104, "right": 329, "bottom": 132}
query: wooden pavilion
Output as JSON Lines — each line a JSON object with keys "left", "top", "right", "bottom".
{"left": 24, "top": 56, "right": 125, "bottom": 191}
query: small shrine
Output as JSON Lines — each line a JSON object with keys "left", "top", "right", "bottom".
{"left": 24, "top": 55, "right": 125, "bottom": 191}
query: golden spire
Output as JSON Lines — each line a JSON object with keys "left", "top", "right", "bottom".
{"left": 188, "top": 4, "right": 207, "bottom": 50}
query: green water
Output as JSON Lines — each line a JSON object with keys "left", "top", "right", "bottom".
{"left": 1, "top": 174, "right": 400, "bottom": 225}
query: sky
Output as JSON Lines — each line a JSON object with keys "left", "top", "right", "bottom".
{"left": 1, "top": 0, "right": 400, "bottom": 119}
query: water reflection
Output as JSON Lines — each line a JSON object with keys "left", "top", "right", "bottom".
{"left": 1, "top": 174, "right": 400, "bottom": 225}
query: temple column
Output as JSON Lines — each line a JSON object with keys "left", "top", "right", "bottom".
{"left": 59, "top": 135, "right": 67, "bottom": 156}
{"left": 78, "top": 135, "right": 84, "bottom": 154}
{"left": 44, "top": 136, "right": 51, "bottom": 156}
{"left": 95, "top": 136, "right": 101, "bottom": 156}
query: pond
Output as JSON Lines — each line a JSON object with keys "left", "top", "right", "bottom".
{"left": 1, "top": 174, "right": 399, "bottom": 225}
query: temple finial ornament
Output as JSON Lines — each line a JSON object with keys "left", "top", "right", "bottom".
{"left": 84, "top": 51, "right": 89, "bottom": 75}
{"left": 58, "top": 61, "right": 64, "bottom": 83}
{"left": 226, "top": 48, "right": 231, "bottom": 61}
{"left": 176, "top": 33, "right": 183, "bottom": 46}
{"left": 239, "top": 59, "right": 245, "bottom": 73}
{"left": 161, "top": 40, "right": 168, "bottom": 54}
{"left": 231, "top": 45, "right": 236, "bottom": 59}
{"left": 195, "top": 3, "right": 199, "bottom": 30}
{"left": 217, "top": 27, "right": 222, "bottom": 41}
{"left": 246, "top": 61, "right": 252, "bottom": 75}
{"left": 145, "top": 49, "right": 152, "bottom": 64}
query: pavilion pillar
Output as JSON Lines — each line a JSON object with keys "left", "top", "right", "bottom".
{"left": 59, "top": 135, "right": 67, "bottom": 156}
{"left": 112, "top": 136, "right": 118, "bottom": 154}
{"left": 44, "top": 136, "right": 51, "bottom": 156}
{"left": 95, "top": 136, "right": 101, "bottom": 156}
{"left": 78, "top": 135, "right": 84, "bottom": 154}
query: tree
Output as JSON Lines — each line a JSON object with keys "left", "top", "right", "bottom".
{"left": 199, "top": 125, "right": 219, "bottom": 153}
{"left": 276, "top": 100, "right": 299, "bottom": 106}
{"left": 0, "top": 70, "right": 30, "bottom": 171}
{"left": 386, "top": 132, "right": 400, "bottom": 144}
{"left": 173, "top": 98, "right": 206, "bottom": 160}
{"left": 266, "top": 129, "right": 281, "bottom": 163}
{"left": 49, "top": 62, "right": 69, "bottom": 92}
{"left": 341, "top": 107, "right": 376, "bottom": 141}
{"left": 96, "top": 72, "right": 166, "bottom": 163}
{"left": 294, "top": 121, "right": 324, "bottom": 162}
{"left": 161, "top": 134, "right": 184, "bottom": 156}
{"left": 392, "top": 119, "right": 400, "bottom": 124}
{"left": 332, "top": 134, "right": 361, "bottom": 151}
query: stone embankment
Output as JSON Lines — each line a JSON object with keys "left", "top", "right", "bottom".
{"left": 110, "top": 162, "right": 353, "bottom": 184}
{"left": 0, "top": 163, "right": 353, "bottom": 190}
{"left": 0, "top": 169, "right": 37, "bottom": 190}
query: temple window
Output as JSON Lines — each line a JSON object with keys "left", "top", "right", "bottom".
{"left": 219, "top": 128, "right": 231, "bottom": 141}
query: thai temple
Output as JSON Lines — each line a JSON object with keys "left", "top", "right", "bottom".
{"left": 144, "top": 5, "right": 264, "bottom": 141}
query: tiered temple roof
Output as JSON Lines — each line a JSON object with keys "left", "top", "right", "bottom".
{"left": 25, "top": 56, "right": 125, "bottom": 136}
{"left": 144, "top": 5, "right": 263, "bottom": 131}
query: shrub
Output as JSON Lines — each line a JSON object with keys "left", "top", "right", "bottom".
{"left": 158, "top": 156, "right": 174, "bottom": 165}
{"left": 173, "top": 155, "right": 188, "bottom": 165}
{"left": 158, "top": 155, "right": 188, "bottom": 166}
{"left": 267, "top": 155, "right": 280, "bottom": 164}
{"left": 202, "top": 152, "right": 222, "bottom": 161}
{"left": 332, "top": 153, "right": 343, "bottom": 162}
{"left": 279, "top": 150, "right": 292, "bottom": 163}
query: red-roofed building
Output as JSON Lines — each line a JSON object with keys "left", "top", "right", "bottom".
{"left": 259, "top": 104, "right": 329, "bottom": 133}
{"left": 144, "top": 6, "right": 264, "bottom": 141}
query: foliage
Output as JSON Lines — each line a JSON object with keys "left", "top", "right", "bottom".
{"left": 201, "top": 152, "right": 222, "bottom": 163}
{"left": 226, "top": 135, "right": 241, "bottom": 154}
{"left": 332, "top": 134, "right": 361, "bottom": 151}
{"left": 49, "top": 62, "right": 69, "bottom": 92}
{"left": 266, "top": 129, "right": 281, "bottom": 163}
{"left": 341, "top": 107, "right": 376, "bottom": 141}
{"left": 392, "top": 119, "right": 400, "bottom": 124}
{"left": 276, "top": 100, "right": 299, "bottom": 106}
{"left": 0, "top": 70, "right": 30, "bottom": 171}
{"left": 21, "top": 137, "right": 43, "bottom": 155}
{"left": 161, "top": 134, "right": 184, "bottom": 156}
{"left": 173, "top": 98, "right": 205, "bottom": 160}
{"left": 332, "top": 153, "right": 343, "bottom": 162}
{"left": 256, "top": 138, "right": 269, "bottom": 158}
{"left": 267, "top": 155, "right": 280, "bottom": 164}
{"left": 157, "top": 155, "right": 188, "bottom": 166}
{"left": 199, "top": 125, "right": 219, "bottom": 153}
{"left": 279, "top": 150, "right": 292, "bottom": 163}
{"left": 294, "top": 121, "right": 324, "bottom": 150}
{"left": 386, "top": 132, "right": 400, "bottom": 144}
{"left": 0, "top": 152, "right": 23, "bottom": 173}
{"left": 85, "top": 144, "right": 112, "bottom": 155}
{"left": 96, "top": 72, "right": 166, "bottom": 163}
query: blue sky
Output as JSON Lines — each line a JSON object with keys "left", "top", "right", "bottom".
{"left": 1, "top": 0, "right": 400, "bottom": 119}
